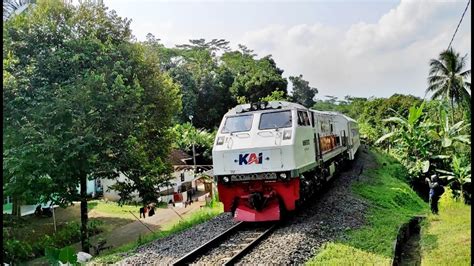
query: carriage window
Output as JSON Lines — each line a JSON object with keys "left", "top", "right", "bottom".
{"left": 259, "top": 110, "right": 292, "bottom": 130}
{"left": 297, "top": 111, "right": 310, "bottom": 126}
{"left": 351, "top": 128, "right": 359, "bottom": 137}
{"left": 221, "top": 114, "right": 253, "bottom": 133}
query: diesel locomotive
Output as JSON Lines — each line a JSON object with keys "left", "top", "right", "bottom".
{"left": 212, "top": 101, "right": 360, "bottom": 222}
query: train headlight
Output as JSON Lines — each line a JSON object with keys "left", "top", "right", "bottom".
{"left": 279, "top": 172, "right": 288, "bottom": 180}
{"left": 222, "top": 176, "right": 230, "bottom": 183}
{"left": 216, "top": 136, "right": 224, "bottom": 145}
{"left": 283, "top": 129, "right": 292, "bottom": 140}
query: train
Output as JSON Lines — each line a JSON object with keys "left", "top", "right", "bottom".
{"left": 212, "top": 101, "right": 360, "bottom": 222}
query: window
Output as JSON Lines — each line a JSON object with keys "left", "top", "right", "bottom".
{"left": 297, "top": 110, "right": 310, "bottom": 126}
{"left": 351, "top": 129, "right": 359, "bottom": 137}
{"left": 222, "top": 114, "right": 253, "bottom": 133}
{"left": 330, "top": 124, "right": 333, "bottom": 133}
{"left": 259, "top": 110, "right": 292, "bottom": 130}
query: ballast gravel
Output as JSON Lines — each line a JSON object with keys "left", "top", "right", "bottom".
{"left": 114, "top": 212, "right": 238, "bottom": 265}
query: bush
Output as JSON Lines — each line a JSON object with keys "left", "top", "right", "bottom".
{"left": 30, "top": 220, "right": 104, "bottom": 259}
{"left": 3, "top": 238, "right": 34, "bottom": 263}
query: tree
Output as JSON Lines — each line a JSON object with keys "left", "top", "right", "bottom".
{"left": 221, "top": 51, "right": 288, "bottom": 103}
{"left": 289, "top": 75, "right": 318, "bottom": 107}
{"left": 3, "top": 0, "right": 180, "bottom": 252}
{"left": 426, "top": 48, "right": 471, "bottom": 118}
{"left": 259, "top": 90, "right": 289, "bottom": 102}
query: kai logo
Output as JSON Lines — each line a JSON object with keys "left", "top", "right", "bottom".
{"left": 238, "top": 152, "right": 263, "bottom": 165}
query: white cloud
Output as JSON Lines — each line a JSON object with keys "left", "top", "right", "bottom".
{"left": 240, "top": 0, "right": 471, "bottom": 99}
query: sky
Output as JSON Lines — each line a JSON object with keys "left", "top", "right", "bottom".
{"left": 102, "top": 0, "right": 471, "bottom": 100}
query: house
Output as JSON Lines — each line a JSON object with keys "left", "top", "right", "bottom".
{"left": 101, "top": 149, "right": 213, "bottom": 204}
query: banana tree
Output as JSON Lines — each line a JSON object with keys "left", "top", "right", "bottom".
{"left": 436, "top": 155, "right": 471, "bottom": 200}
{"left": 428, "top": 104, "right": 471, "bottom": 149}
{"left": 376, "top": 101, "right": 437, "bottom": 177}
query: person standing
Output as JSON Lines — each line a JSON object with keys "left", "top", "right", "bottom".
{"left": 139, "top": 204, "right": 147, "bottom": 218}
{"left": 425, "top": 174, "right": 443, "bottom": 214}
{"left": 148, "top": 205, "right": 155, "bottom": 217}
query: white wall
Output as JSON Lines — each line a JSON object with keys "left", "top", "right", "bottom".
{"left": 102, "top": 170, "right": 196, "bottom": 202}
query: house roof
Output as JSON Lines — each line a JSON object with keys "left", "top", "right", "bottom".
{"left": 168, "top": 149, "right": 193, "bottom": 166}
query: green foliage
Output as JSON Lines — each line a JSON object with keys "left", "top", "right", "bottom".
{"left": 4, "top": 0, "right": 180, "bottom": 250}
{"left": 45, "top": 246, "right": 61, "bottom": 266}
{"left": 171, "top": 123, "right": 216, "bottom": 161}
{"left": 375, "top": 100, "right": 471, "bottom": 200}
{"left": 307, "top": 149, "right": 427, "bottom": 264}
{"left": 59, "top": 246, "right": 78, "bottom": 264}
{"left": 221, "top": 51, "right": 288, "bottom": 104}
{"left": 45, "top": 246, "right": 78, "bottom": 266}
{"left": 289, "top": 74, "right": 318, "bottom": 107}
{"left": 259, "top": 90, "right": 289, "bottom": 102}
{"left": 3, "top": 238, "right": 34, "bottom": 263}
{"left": 3, "top": 220, "right": 103, "bottom": 262}
{"left": 426, "top": 48, "right": 471, "bottom": 115}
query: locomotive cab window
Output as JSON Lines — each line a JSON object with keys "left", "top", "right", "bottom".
{"left": 221, "top": 114, "right": 253, "bottom": 133}
{"left": 297, "top": 110, "right": 310, "bottom": 126}
{"left": 259, "top": 110, "right": 292, "bottom": 130}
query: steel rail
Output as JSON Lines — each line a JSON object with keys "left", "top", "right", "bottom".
{"left": 172, "top": 221, "right": 244, "bottom": 266}
{"left": 223, "top": 224, "right": 276, "bottom": 265}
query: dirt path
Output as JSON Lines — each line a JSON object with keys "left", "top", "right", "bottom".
{"left": 97, "top": 201, "right": 206, "bottom": 249}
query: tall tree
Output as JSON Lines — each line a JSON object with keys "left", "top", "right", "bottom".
{"left": 426, "top": 48, "right": 471, "bottom": 118}
{"left": 221, "top": 51, "right": 288, "bottom": 103}
{"left": 289, "top": 75, "right": 317, "bottom": 107}
{"left": 3, "top": 0, "right": 180, "bottom": 252}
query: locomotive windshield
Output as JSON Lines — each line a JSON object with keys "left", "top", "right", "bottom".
{"left": 259, "top": 110, "right": 292, "bottom": 130}
{"left": 222, "top": 114, "right": 253, "bottom": 133}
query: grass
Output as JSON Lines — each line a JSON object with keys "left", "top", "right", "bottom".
{"left": 420, "top": 189, "right": 471, "bottom": 266}
{"left": 92, "top": 202, "right": 224, "bottom": 264}
{"left": 3, "top": 203, "right": 13, "bottom": 212}
{"left": 88, "top": 200, "right": 140, "bottom": 219}
{"left": 307, "top": 148, "right": 428, "bottom": 265}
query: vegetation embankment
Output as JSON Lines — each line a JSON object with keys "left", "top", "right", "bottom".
{"left": 420, "top": 189, "right": 471, "bottom": 265}
{"left": 92, "top": 201, "right": 223, "bottom": 264}
{"left": 3, "top": 200, "right": 145, "bottom": 263}
{"left": 307, "top": 149, "right": 428, "bottom": 265}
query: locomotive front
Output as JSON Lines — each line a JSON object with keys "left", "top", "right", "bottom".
{"left": 212, "top": 101, "right": 315, "bottom": 222}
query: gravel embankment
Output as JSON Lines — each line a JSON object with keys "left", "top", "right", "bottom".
{"left": 237, "top": 147, "right": 375, "bottom": 264}
{"left": 115, "top": 213, "right": 238, "bottom": 265}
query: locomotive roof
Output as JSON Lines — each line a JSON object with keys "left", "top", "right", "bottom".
{"left": 226, "top": 101, "right": 307, "bottom": 115}
{"left": 309, "top": 109, "right": 357, "bottom": 123}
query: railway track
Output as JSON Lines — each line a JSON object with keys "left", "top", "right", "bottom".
{"left": 172, "top": 221, "right": 277, "bottom": 265}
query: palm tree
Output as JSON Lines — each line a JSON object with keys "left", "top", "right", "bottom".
{"left": 426, "top": 48, "right": 471, "bottom": 118}
{"left": 3, "top": 0, "right": 32, "bottom": 21}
